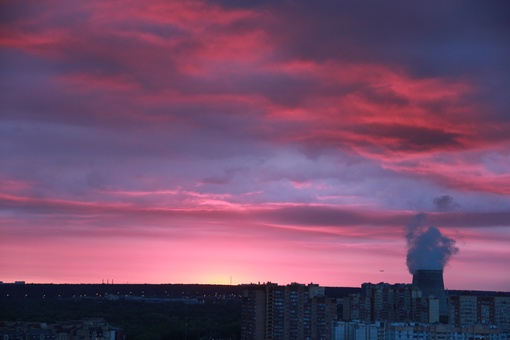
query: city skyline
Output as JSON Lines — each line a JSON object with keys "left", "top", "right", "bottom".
{"left": 1, "top": 0, "right": 509, "bottom": 290}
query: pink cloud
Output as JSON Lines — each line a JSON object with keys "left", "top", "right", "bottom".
{"left": 1, "top": 188, "right": 509, "bottom": 289}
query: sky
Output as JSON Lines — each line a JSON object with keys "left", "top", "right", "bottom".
{"left": 1, "top": 0, "right": 509, "bottom": 291}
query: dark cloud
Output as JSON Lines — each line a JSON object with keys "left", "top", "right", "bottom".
{"left": 362, "top": 124, "right": 464, "bottom": 152}
{"left": 265, "top": 1, "right": 510, "bottom": 73}
{"left": 433, "top": 195, "right": 460, "bottom": 212}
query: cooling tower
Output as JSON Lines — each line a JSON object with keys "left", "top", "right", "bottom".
{"left": 412, "top": 269, "right": 448, "bottom": 323}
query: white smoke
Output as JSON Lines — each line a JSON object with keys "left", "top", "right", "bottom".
{"left": 405, "top": 213, "right": 458, "bottom": 274}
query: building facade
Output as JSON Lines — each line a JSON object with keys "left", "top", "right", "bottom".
{"left": 342, "top": 283, "right": 438, "bottom": 324}
{"left": 333, "top": 322, "right": 509, "bottom": 340}
{"left": 241, "top": 282, "right": 337, "bottom": 340}
{"left": 450, "top": 295, "right": 510, "bottom": 332}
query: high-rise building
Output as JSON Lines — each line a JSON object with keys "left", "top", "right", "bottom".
{"left": 242, "top": 284, "right": 267, "bottom": 339}
{"left": 343, "top": 294, "right": 371, "bottom": 322}
{"left": 494, "top": 296, "right": 510, "bottom": 332}
{"left": 348, "top": 283, "right": 438, "bottom": 324}
{"left": 241, "top": 282, "right": 337, "bottom": 340}
{"left": 456, "top": 295, "right": 477, "bottom": 326}
{"left": 477, "top": 296, "right": 494, "bottom": 325}
{"left": 449, "top": 294, "right": 510, "bottom": 331}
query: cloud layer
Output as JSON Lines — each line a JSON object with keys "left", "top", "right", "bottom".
{"left": 1, "top": 0, "right": 509, "bottom": 290}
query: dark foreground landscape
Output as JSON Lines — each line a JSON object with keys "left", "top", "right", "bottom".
{"left": 0, "top": 283, "right": 358, "bottom": 339}
{"left": 2, "top": 283, "right": 506, "bottom": 340}
{"left": 1, "top": 283, "right": 247, "bottom": 339}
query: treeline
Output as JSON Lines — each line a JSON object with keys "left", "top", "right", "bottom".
{"left": 1, "top": 298, "right": 241, "bottom": 340}
{"left": 0, "top": 283, "right": 244, "bottom": 299}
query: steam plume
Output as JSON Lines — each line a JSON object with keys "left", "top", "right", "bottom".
{"left": 405, "top": 213, "right": 458, "bottom": 274}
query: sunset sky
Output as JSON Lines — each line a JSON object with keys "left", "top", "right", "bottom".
{"left": 1, "top": 0, "right": 509, "bottom": 291}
